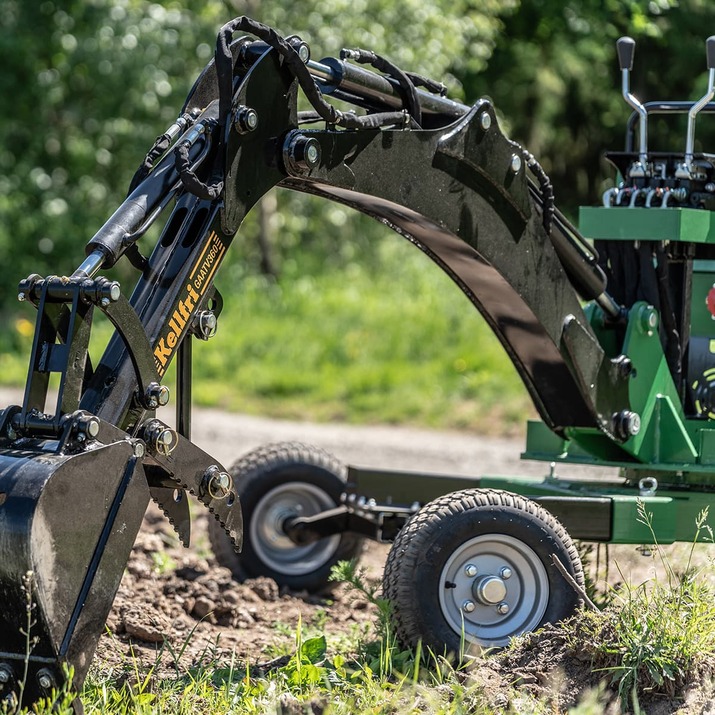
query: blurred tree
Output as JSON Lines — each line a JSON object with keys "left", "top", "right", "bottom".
{"left": 0, "top": 0, "right": 514, "bottom": 309}
{"left": 0, "top": 0, "right": 229, "bottom": 306}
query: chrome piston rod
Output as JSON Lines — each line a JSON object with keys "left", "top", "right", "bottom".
{"left": 307, "top": 57, "right": 469, "bottom": 120}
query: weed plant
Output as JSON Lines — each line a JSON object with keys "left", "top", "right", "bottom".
{"left": 581, "top": 502, "right": 715, "bottom": 707}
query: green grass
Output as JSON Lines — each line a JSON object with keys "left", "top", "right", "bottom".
{"left": 199, "top": 240, "right": 532, "bottom": 433}
{"left": 579, "top": 503, "right": 715, "bottom": 708}
{"left": 0, "top": 238, "right": 532, "bottom": 434}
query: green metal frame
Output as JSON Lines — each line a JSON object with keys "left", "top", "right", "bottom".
{"left": 579, "top": 206, "right": 715, "bottom": 244}
{"left": 349, "top": 462, "right": 715, "bottom": 545}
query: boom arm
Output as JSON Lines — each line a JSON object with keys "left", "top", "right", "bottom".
{"left": 0, "top": 17, "right": 689, "bottom": 711}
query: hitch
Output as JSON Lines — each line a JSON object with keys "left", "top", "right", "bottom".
{"left": 283, "top": 498, "right": 418, "bottom": 545}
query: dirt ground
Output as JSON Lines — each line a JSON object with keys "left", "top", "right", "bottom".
{"left": 96, "top": 504, "right": 386, "bottom": 677}
{"left": 96, "top": 501, "right": 715, "bottom": 714}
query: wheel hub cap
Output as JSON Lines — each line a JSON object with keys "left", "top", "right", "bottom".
{"left": 473, "top": 575, "right": 508, "bottom": 605}
{"left": 438, "top": 533, "right": 550, "bottom": 648}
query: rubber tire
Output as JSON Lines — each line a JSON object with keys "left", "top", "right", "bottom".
{"left": 383, "top": 488, "right": 584, "bottom": 655}
{"left": 208, "top": 441, "right": 363, "bottom": 592}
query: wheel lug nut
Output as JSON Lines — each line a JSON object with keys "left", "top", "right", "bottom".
{"left": 464, "top": 564, "right": 477, "bottom": 577}
{"left": 496, "top": 602, "right": 509, "bottom": 615}
{"left": 500, "top": 567, "right": 512, "bottom": 580}
{"left": 462, "top": 600, "right": 476, "bottom": 613}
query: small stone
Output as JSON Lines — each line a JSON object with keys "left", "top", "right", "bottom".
{"left": 123, "top": 611, "right": 170, "bottom": 643}
{"left": 244, "top": 577, "right": 279, "bottom": 601}
{"left": 192, "top": 596, "right": 216, "bottom": 620}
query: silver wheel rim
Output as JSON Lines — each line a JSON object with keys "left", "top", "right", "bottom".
{"left": 438, "top": 533, "right": 549, "bottom": 648}
{"left": 249, "top": 481, "right": 341, "bottom": 576}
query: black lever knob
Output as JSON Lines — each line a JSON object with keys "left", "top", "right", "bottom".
{"left": 707, "top": 35, "right": 715, "bottom": 70}
{"left": 617, "top": 36, "right": 635, "bottom": 71}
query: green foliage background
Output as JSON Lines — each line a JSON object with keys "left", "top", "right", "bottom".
{"left": 3, "top": 0, "right": 715, "bottom": 429}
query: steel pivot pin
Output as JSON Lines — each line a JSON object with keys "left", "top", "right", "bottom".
{"left": 203, "top": 465, "right": 233, "bottom": 500}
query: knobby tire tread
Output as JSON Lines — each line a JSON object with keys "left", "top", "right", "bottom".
{"left": 208, "top": 441, "right": 361, "bottom": 591}
{"left": 383, "top": 488, "right": 584, "bottom": 652}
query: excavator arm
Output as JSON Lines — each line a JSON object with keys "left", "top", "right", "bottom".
{"left": 0, "top": 16, "right": 709, "bottom": 710}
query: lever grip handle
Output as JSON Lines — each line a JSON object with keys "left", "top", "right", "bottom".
{"left": 707, "top": 35, "right": 715, "bottom": 70}
{"left": 617, "top": 36, "right": 635, "bottom": 71}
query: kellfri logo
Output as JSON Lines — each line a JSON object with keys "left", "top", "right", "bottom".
{"left": 153, "top": 231, "right": 226, "bottom": 375}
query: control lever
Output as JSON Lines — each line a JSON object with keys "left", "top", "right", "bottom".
{"left": 682, "top": 36, "right": 715, "bottom": 175}
{"left": 617, "top": 36, "right": 648, "bottom": 175}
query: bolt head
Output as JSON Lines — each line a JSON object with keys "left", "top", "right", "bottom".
{"left": 627, "top": 412, "right": 641, "bottom": 435}
{"left": 462, "top": 600, "right": 476, "bottom": 613}
{"left": 133, "top": 441, "right": 146, "bottom": 459}
{"left": 306, "top": 142, "right": 320, "bottom": 166}
{"left": 86, "top": 418, "right": 100, "bottom": 438}
{"left": 37, "top": 673, "right": 53, "bottom": 690}
{"left": 286, "top": 134, "right": 322, "bottom": 174}
{"left": 639, "top": 305, "right": 659, "bottom": 334}
{"left": 157, "top": 385, "right": 170, "bottom": 406}
{"left": 480, "top": 112, "right": 492, "bottom": 131}
{"left": 100, "top": 297, "right": 111, "bottom": 308}
{"left": 464, "top": 564, "right": 478, "bottom": 578}
{"left": 234, "top": 107, "right": 258, "bottom": 134}
{"left": 510, "top": 154, "right": 522, "bottom": 173}
{"left": 496, "top": 602, "right": 510, "bottom": 615}
{"left": 17, "top": 292, "right": 25, "bottom": 302}
{"left": 245, "top": 109, "right": 258, "bottom": 130}
{"left": 109, "top": 282, "right": 121, "bottom": 302}
{"left": 500, "top": 567, "right": 512, "bottom": 580}
{"left": 0, "top": 666, "right": 10, "bottom": 684}
{"left": 297, "top": 43, "right": 310, "bottom": 63}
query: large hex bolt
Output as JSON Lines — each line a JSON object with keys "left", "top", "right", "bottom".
{"left": 638, "top": 305, "right": 659, "bottom": 335}
{"left": 461, "top": 600, "right": 476, "bottom": 614}
{"left": 613, "top": 410, "right": 641, "bottom": 440}
{"left": 144, "top": 382, "right": 170, "bottom": 409}
{"left": 37, "top": 669, "right": 55, "bottom": 693}
{"left": 612, "top": 354, "right": 635, "bottom": 379}
{"left": 233, "top": 106, "right": 258, "bottom": 134}
{"left": 202, "top": 465, "right": 233, "bottom": 500}
{"left": 283, "top": 132, "right": 322, "bottom": 175}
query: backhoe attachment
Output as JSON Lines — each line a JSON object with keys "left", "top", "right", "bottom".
{"left": 2, "top": 14, "right": 706, "bottom": 711}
